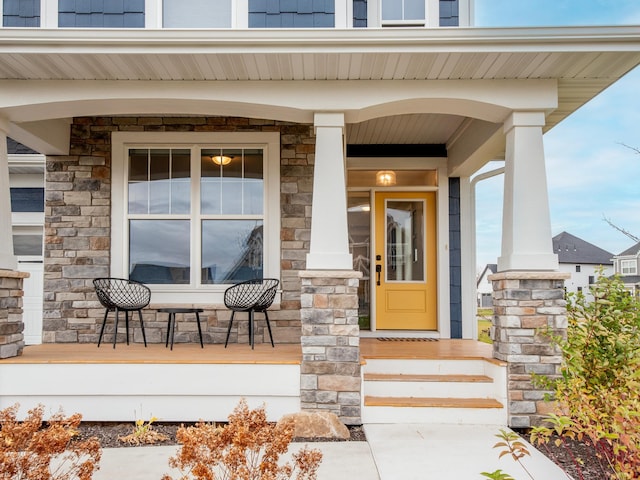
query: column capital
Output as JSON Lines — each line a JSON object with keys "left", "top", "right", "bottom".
{"left": 503, "top": 111, "right": 546, "bottom": 133}
{"left": 313, "top": 113, "right": 345, "bottom": 132}
{"left": 0, "top": 117, "right": 9, "bottom": 134}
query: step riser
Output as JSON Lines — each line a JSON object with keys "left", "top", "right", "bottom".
{"left": 364, "top": 381, "right": 497, "bottom": 398}
{"left": 362, "top": 406, "right": 508, "bottom": 425}
{"left": 361, "top": 357, "right": 507, "bottom": 425}
{"left": 363, "top": 359, "right": 489, "bottom": 376}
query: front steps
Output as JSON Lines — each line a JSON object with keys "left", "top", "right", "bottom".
{"left": 362, "top": 358, "right": 507, "bottom": 424}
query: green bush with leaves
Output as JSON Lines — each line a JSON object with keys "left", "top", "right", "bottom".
{"left": 530, "top": 271, "right": 640, "bottom": 479}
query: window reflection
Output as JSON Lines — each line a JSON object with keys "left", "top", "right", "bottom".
{"left": 129, "top": 220, "right": 190, "bottom": 284}
{"left": 201, "top": 220, "right": 263, "bottom": 284}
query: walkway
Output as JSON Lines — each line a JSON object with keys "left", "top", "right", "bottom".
{"left": 93, "top": 424, "right": 567, "bottom": 480}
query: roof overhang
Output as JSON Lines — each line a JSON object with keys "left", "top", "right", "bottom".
{"left": 1, "top": 26, "right": 639, "bottom": 165}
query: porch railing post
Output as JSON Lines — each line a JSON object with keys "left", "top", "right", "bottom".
{"left": 299, "top": 270, "right": 362, "bottom": 424}
{"left": 490, "top": 271, "right": 569, "bottom": 427}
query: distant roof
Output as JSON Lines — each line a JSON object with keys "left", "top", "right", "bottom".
{"left": 618, "top": 241, "right": 640, "bottom": 257}
{"left": 477, "top": 263, "right": 497, "bottom": 287}
{"left": 616, "top": 275, "right": 640, "bottom": 284}
{"left": 7, "top": 138, "right": 38, "bottom": 155}
{"left": 552, "top": 231, "right": 613, "bottom": 265}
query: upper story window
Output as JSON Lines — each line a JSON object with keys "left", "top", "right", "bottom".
{"left": 620, "top": 259, "right": 637, "bottom": 275}
{"left": 163, "top": 0, "right": 231, "bottom": 28}
{"left": 382, "top": 0, "right": 425, "bottom": 26}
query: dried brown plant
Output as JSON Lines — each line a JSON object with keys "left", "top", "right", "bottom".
{"left": 163, "top": 399, "right": 323, "bottom": 480}
{"left": 0, "top": 403, "right": 101, "bottom": 480}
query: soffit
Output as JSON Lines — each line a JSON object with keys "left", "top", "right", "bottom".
{"left": 1, "top": 26, "right": 639, "bottom": 136}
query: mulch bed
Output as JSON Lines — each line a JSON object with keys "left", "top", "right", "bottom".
{"left": 517, "top": 429, "right": 613, "bottom": 480}
{"left": 75, "top": 422, "right": 366, "bottom": 449}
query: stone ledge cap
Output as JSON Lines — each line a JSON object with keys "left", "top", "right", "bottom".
{"left": 489, "top": 271, "right": 570, "bottom": 281}
{"left": 0, "top": 269, "right": 30, "bottom": 279}
{"left": 299, "top": 270, "right": 363, "bottom": 279}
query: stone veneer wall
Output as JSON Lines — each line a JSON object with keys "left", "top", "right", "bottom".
{"left": 299, "top": 270, "right": 362, "bottom": 425}
{"left": 490, "top": 271, "right": 570, "bottom": 428}
{"left": 43, "top": 116, "right": 314, "bottom": 344}
{"left": 0, "top": 269, "right": 29, "bottom": 358}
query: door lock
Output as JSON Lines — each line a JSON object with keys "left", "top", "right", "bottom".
{"left": 375, "top": 264, "right": 382, "bottom": 286}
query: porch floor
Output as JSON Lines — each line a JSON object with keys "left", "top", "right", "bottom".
{"left": 3, "top": 338, "right": 497, "bottom": 365}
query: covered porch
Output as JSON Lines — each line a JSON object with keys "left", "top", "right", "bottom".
{"left": 0, "top": 338, "right": 504, "bottom": 424}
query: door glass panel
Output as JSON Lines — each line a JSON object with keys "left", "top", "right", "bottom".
{"left": 385, "top": 200, "right": 424, "bottom": 282}
{"left": 347, "top": 192, "right": 371, "bottom": 329}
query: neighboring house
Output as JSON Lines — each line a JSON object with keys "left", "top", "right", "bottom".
{"left": 612, "top": 241, "right": 640, "bottom": 295}
{"left": 7, "top": 138, "right": 44, "bottom": 345}
{"left": 1, "top": 0, "right": 640, "bottom": 427}
{"left": 476, "top": 263, "right": 496, "bottom": 308}
{"left": 552, "top": 231, "right": 613, "bottom": 295}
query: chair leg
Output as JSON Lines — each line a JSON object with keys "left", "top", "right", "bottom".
{"left": 138, "top": 309, "right": 147, "bottom": 347}
{"left": 195, "top": 312, "right": 204, "bottom": 348}
{"left": 225, "top": 311, "right": 235, "bottom": 348}
{"left": 264, "top": 311, "right": 274, "bottom": 348}
{"left": 125, "top": 311, "right": 130, "bottom": 345}
{"left": 250, "top": 310, "right": 255, "bottom": 350}
{"left": 113, "top": 309, "right": 120, "bottom": 349}
{"left": 97, "top": 309, "right": 109, "bottom": 348}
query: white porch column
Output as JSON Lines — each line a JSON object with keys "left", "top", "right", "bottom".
{"left": 498, "top": 112, "right": 558, "bottom": 272}
{"left": 0, "top": 118, "right": 17, "bottom": 271}
{"left": 306, "top": 113, "right": 352, "bottom": 270}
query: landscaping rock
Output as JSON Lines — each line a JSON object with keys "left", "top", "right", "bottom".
{"left": 278, "top": 411, "right": 350, "bottom": 440}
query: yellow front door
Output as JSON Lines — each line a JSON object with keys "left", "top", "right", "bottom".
{"left": 374, "top": 192, "right": 437, "bottom": 330}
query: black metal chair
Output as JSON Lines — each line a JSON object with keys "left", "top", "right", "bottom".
{"left": 93, "top": 277, "right": 150, "bottom": 348}
{"left": 224, "top": 278, "right": 279, "bottom": 349}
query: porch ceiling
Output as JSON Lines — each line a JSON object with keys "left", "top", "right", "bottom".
{"left": 1, "top": 26, "right": 640, "bottom": 148}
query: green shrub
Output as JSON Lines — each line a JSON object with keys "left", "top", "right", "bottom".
{"left": 531, "top": 271, "right": 640, "bottom": 479}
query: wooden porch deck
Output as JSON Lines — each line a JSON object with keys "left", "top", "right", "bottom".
{"left": 3, "top": 338, "right": 496, "bottom": 364}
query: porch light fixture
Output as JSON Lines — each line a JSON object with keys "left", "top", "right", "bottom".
{"left": 211, "top": 155, "right": 232, "bottom": 166}
{"left": 376, "top": 170, "right": 396, "bottom": 186}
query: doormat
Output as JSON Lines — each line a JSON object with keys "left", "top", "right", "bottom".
{"left": 376, "top": 338, "right": 438, "bottom": 342}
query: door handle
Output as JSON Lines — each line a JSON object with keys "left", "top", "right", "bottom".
{"left": 375, "top": 264, "right": 382, "bottom": 286}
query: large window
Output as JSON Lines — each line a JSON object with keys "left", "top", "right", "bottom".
{"left": 112, "top": 132, "right": 280, "bottom": 303}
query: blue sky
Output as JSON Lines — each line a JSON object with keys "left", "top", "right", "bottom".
{"left": 473, "top": 1, "right": 640, "bottom": 271}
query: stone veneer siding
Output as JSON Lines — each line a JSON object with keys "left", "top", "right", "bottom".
{"left": 43, "top": 116, "right": 314, "bottom": 345}
{"left": 490, "top": 271, "right": 569, "bottom": 427}
{"left": 299, "top": 270, "right": 362, "bottom": 425}
{"left": 0, "top": 269, "right": 29, "bottom": 358}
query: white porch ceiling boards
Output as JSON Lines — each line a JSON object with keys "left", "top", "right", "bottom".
{"left": 0, "top": 25, "right": 639, "bottom": 146}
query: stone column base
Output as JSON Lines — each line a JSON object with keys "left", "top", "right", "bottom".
{"left": 489, "top": 271, "right": 569, "bottom": 427}
{"left": 299, "top": 270, "right": 362, "bottom": 425}
{"left": 0, "top": 269, "right": 29, "bottom": 358}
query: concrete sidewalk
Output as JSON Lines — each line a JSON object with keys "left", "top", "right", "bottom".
{"left": 93, "top": 424, "right": 565, "bottom": 480}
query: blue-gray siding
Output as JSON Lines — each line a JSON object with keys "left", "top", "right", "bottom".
{"left": 10, "top": 188, "right": 45, "bottom": 213}
{"left": 58, "top": 0, "right": 145, "bottom": 28}
{"left": 353, "top": 0, "right": 366, "bottom": 27}
{"left": 7, "top": 138, "right": 38, "bottom": 155}
{"left": 3, "top": 0, "right": 40, "bottom": 27}
{"left": 249, "top": 0, "right": 335, "bottom": 28}
{"left": 440, "top": 0, "right": 459, "bottom": 26}
{"left": 448, "top": 177, "right": 462, "bottom": 338}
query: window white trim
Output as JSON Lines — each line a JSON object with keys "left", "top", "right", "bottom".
{"left": 112, "top": 131, "right": 280, "bottom": 304}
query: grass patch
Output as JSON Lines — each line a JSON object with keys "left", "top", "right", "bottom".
{"left": 477, "top": 309, "right": 493, "bottom": 344}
